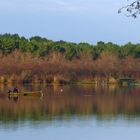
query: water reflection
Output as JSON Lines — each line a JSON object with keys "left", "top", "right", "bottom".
{"left": 0, "top": 85, "right": 140, "bottom": 126}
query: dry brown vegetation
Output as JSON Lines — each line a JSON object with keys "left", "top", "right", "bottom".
{"left": 0, "top": 51, "right": 140, "bottom": 84}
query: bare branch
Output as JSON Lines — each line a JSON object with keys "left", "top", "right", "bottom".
{"left": 119, "top": 0, "right": 140, "bottom": 18}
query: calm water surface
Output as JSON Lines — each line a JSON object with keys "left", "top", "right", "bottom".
{"left": 0, "top": 84, "right": 140, "bottom": 140}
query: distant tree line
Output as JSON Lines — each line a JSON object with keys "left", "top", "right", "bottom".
{"left": 0, "top": 33, "right": 140, "bottom": 84}
{"left": 0, "top": 33, "right": 140, "bottom": 60}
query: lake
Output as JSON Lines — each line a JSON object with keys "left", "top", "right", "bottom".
{"left": 0, "top": 84, "right": 140, "bottom": 140}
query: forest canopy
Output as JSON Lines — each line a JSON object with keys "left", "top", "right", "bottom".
{"left": 0, "top": 33, "right": 140, "bottom": 60}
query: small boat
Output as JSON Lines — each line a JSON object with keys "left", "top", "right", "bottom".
{"left": 9, "top": 91, "right": 43, "bottom": 97}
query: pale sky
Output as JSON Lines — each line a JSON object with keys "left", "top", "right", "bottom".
{"left": 0, "top": 0, "right": 140, "bottom": 44}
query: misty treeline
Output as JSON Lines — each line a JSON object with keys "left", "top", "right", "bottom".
{"left": 0, "top": 33, "right": 140, "bottom": 84}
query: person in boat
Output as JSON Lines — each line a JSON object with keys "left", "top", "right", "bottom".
{"left": 13, "top": 87, "right": 19, "bottom": 93}
{"left": 8, "top": 89, "right": 12, "bottom": 94}
{"left": 8, "top": 88, "right": 19, "bottom": 102}
{"left": 8, "top": 89, "right": 12, "bottom": 99}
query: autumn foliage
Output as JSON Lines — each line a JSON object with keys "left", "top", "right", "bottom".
{"left": 0, "top": 34, "right": 140, "bottom": 84}
{"left": 0, "top": 50, "right": 140, "bottom": 84}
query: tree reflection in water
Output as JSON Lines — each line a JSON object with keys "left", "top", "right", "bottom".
{"left": 0, "top": 85, "right": 140, "bottom": 124}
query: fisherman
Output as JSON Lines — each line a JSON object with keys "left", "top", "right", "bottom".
{"left": 13, "top": 87, "right": 19, "bottom": 93}
{"left": 8, "top": 89, "right": 12, "bottom": 94}
{"left": 8, "top": 89, "right": 12, "bottom": 99}
{"left": 7, "top": 87, "right": 19, "bottom": 102}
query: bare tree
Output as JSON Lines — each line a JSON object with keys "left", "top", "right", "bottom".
{"left": 118, "top": 0, "right": 140, "bottom": 18}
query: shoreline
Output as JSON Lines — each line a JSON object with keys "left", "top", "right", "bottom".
{"left": 0, "top": 76, "right": 139, "bottom": 86}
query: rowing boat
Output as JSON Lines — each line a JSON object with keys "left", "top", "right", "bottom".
{"left": 9, "top": 91, "right": 43, "bottom": 97}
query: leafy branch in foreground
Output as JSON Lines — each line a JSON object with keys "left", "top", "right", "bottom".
{"left": 118, "top": 0, "right": 140, "bottom": 18}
